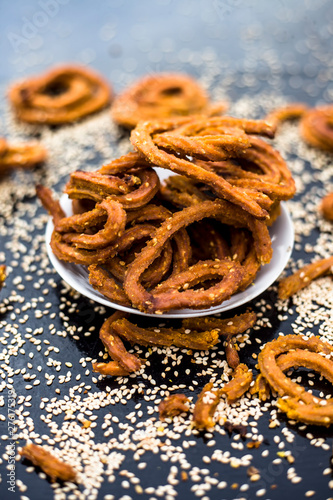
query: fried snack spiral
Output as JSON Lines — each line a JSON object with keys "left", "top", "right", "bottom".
{"left": 65, "top": 167, "right": 160, "bottom": 209}
{"left": 0, "top": 137, "right": 47, "bottom": 173}
{"left": 37, "top": 185, "right": 126, "bottom": 265}
{"left": 319, "top": 192, "right": 333, "bottom": 222}
{"left": 253, "top": 349, "right": 333, "bottom": 403}
{"left": 21, "top": 443, "right": 77, "bottom": 483}
{"left": 88, "top": 264, "right": 131, "bottom": 306}
{"left": 51, "top": 230, "right": 121, "bottom": 265}
{"left": 131, "top": 116, "right": 281, "bottom": 219}
{"left": 9, "top": 65, "right": 111, "bottom": 125}
{"left": 264, "top": 103, "right": 308, "bottom": 128}
{"left": 255, "top": 334, "right": 333, "bottom": 426}
{"left": 111, "top": 73, "right": 227, "bottom": 128}
{"left": 111, "top": 317, "right": 222, "bottom": 350}
{"left": 300, "top": 106, "right": 333, "bottom": 151}
{"left": 98, "top": 312, "right": 142, "bottom": 373}
{"left": 124, "top": 199, "right": 272, "bottom": 312}
{"left": 258, "top": 334, "right": 333, "bottom": 402}
{"left": 57, "top": 198, "right": 126, "bottom": 250}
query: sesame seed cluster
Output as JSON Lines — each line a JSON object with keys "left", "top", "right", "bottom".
{"left": 1, "top": 74, "right": 333, "bottom": 499}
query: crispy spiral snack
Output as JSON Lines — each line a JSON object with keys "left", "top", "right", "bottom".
{"left": 124, "top": 199, "right": 272, "bottom": 312}
{"left": 56, "top": 198, "right": 126, "bottom": 250}
{"left": 39, "top": 110, "right": 294, "bottom": 312}
{"left": 264, "top": 103, "right": 308, "bottom": 128}
{"left": 111, "top": 73, "right": 227, "bottom": 128}
{"left": 92, "top": 311, "right": 257, "bottom": 377}
{"left": 65, "top": 166, "right": 160, "bottom": 209}
{"left": 300, "top": 106, "right": 333, "bottom": 151}
{"left": 131, "top": 116, "right": 294, "bottom": 219}
{"left": 39, "top": 161, "right": 273, "bottom": 311}
{"left": 9, "top": 65, "right": 111, "bottom": 125}
{"left": 0, "top": 137, "right": 47, "bottom": 173}
{"left": 254, "top": 334, "right": 333, "bottom": 426}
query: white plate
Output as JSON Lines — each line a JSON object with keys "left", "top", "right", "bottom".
{"left": 45, "top": 185, "right": 294, "bottom": 318}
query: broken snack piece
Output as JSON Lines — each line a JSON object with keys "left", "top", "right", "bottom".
{"left": 221, "top": 363, "right": 253, "bottom": 404}
{"left": 192, "top": 382, "right": 222, "bottom": 430}
{"left": 0, "top": 265, "right": 5, "bottom": 290}
{"left": 21, "top": 443, "right": 77, "bottom": 483}
{"left": 158, "top": 394, "right": 190, "bottom": 420}
{"left": 278, "top": 256, "right": 333, "bottom": 300}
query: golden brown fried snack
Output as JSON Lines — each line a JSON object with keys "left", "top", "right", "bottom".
{"left": 99, "top": 312, "right": 142, "bottom": 373}
{"left": 111, "top": 317, "right": 222, "bottom": 350}
{"left": 278, "top": 256, "right": 333, "bottom": 300}
{"left": 124, "top": 199, "right": 272, "bottom": 312}
{"left": 159, "top": 394, "right": 190, "bottom": 420}
{"left": 65, "top": 167, "right": 160, "bottom": 209}
{"left": 111, "top": 73, "right": 227, "bottom": 128}
{"left": 252, "top": 348, "right": 333, "bottom": 403}
{"left": 258, "top": 334, "right": 333, "bottom": 403}
{"left": 0, "top": 138, "right": 46, "bottom": 173}
{"left": 225, "top": 336, "right": 240, "bottom": 369}
{"left": 36, "top": 184, "right": 66, "bottom": 226}
{"left": 21, "top": 443, "right": 76, "bottom": 483}
{"left": 319, "top": 192, "right": 333, "bottom": 222}
{"left": 277, "top": 397, "right": 333, "bottom": 427}
{"left": 92, "top": 361, "right": 130, "bottom": 376}
{"left": 51, "top": 229, "right": 122, "bottom": 265}
{"left": 221, "top": 363, "right": 253, "bottom": 403}
{"left": 0, "top": 265, "right": 6, "bottom": 290}
{"left": 57, "top": 198, "right": 126, "bottom": 250}
{"left": 182, "top": 311, "right": 257, "bottom": 336}
{"left": 300, "top": 106, "right": 333, "bottom": 151}
{"left": 38, "top": 183, "right": 123, "bottom": 266}
{"left": 131, "top": 117, "right": 277, "bottom": 219}
{"left": 250, "top": 373, "right": 271, "bottom": 402}
{"left": 92, "top": 311, "right": 257, "bottom": 377}
{"left": 192, "top": 382, "right": 222, "bottom": 429}
{"left": 229, "top": 136, "right": 295, "bottom": 202}
{"left": 150, "top": 259, "right": 244, "bottom": 312}
{"left": 88, "top": 264, "right": 131, "bottom": 306}
{"left": 254, "top": 334, "right": 333, "bottom": 426}
{"left": 265, "top": 103, "right": 308, "bottom": 128}
{"left": 9, "top": 65, "right": 111, "bottom": 125}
